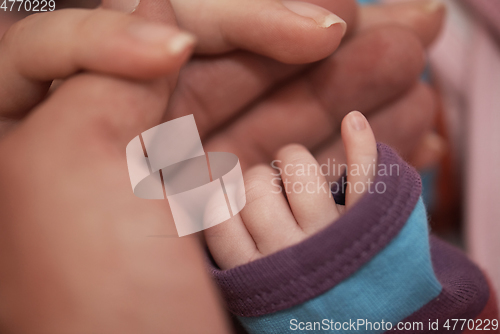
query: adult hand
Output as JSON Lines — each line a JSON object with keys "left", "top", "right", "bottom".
{"left": 3, "top": 0, "right": 445, "bottom": 173}
{"left": 168, "top": 0, "right": 443, "bottom": 61}
{"left": 170, "top": 0, "right": 353, "bottom": 64}
{"left": 0, "top": 5, "right": 192, "bottom": 118}
{"left": 161, "top": 0, "right": 446, "bottom": 175}
{"left": 0, "top": 1, "right": 230, "bottom": 333}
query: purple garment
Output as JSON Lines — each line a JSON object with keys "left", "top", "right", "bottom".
{"left": 210, "top": 144, "right": 423, "bottom": 316}
{"left": 392, "top": 237, "right": 489, "bottom": 333}
{"left": 208, "top": 144, "right": 491, "bottom": 332}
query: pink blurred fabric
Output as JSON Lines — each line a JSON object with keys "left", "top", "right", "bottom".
{"left": 430, "top": 0, "right": 500, "bottom": 308}
{"left": 383, "top": 0, "right": 500, "bottom": 308}
{"left": 465, "top": 22, "right": 500, "bottom": 306}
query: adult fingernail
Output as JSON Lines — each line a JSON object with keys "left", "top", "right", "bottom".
{"left": 422, "top": 132, "right": 446, "bottom": 157}
{"left": 168, "top": 33, "right": 197, "bottom": 54}
{"left": 282, "top": 1, "right": 347, "bottom": 34}
{"left": 423, "top": 0, "right": 445, "bottom": 12}
{"left": 348, "top": 111, "right": 367, "bottom": 131}
{"left": 128, "top": 22, "right": 196, "bottom": 55}
{"left": 103, "top": 0, "right": 140, "bottom": 13}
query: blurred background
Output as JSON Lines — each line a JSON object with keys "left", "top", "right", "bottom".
{"left": 361, "top": 0, "right": 500, "bottom": 309}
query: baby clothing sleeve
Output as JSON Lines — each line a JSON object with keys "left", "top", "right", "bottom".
{"left": 209, "top": 144, "right": 498, "bottom": 334}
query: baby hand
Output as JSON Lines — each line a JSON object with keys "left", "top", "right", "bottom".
{"left": 205, "top": 111, "right": 377, "bottom": 270}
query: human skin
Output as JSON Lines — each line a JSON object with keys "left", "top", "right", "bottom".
{"left": 0, "top": 0, "right": 444, "bottom": 332}
{"left": 164, "top": 0, "right": 446, "bottom": 172}
{"left": 0, "top": 0, "right": 445, "bottom": 170}
{"left": 0, "top": 1, "right": 231, "bottom": 333}
{"left": 206, "top": 111, "right": 379, "bottom": 270}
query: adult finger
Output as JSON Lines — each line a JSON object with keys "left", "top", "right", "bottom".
{"left": 314, "top": 82, "right": 437, "bottom": 179}
{"left": 409, "top": 132, "right": 446, "bottom": 170}
{"left": 0, "top": 9, "right": 195, "bottom": 118}
{"left": 359, "top": 0, "right": 445, "bottom": 47}
{"left": 6, "top": 0, "right": 182, "bottom": 154}
{"left": 367, "top": 83, "right": 437, "bottom": 160}
{"left": 165, "top": 1, "right": 444, "bottom": 137}
{"left": 168, "top": 0, "right": 353, "bottom": 64}
{"left": 204, "top": 26, "right": 425, "bottom": 169}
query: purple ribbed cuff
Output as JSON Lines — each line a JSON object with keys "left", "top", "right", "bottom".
{"left": 210, "top": 143, "right": 422, "bottom": 317}
{"left": 392, "top": 237, "right": 490, "bottom": 333}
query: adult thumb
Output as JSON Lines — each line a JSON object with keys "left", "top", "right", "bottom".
{"left": 172, "top": 0, "right": 354, "bottom": 64}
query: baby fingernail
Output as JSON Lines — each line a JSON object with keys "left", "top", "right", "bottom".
{"left": 283, "top": 1, "right": 347, "bottom": 34}
{"left": 103, "top": 0, "right": 140, "bottom": 13}
{"left": 348, "top": 111, "right": 367, "bottom": 131}
{"left": 128, "top": 22, "right": 196, "bottom": 55}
